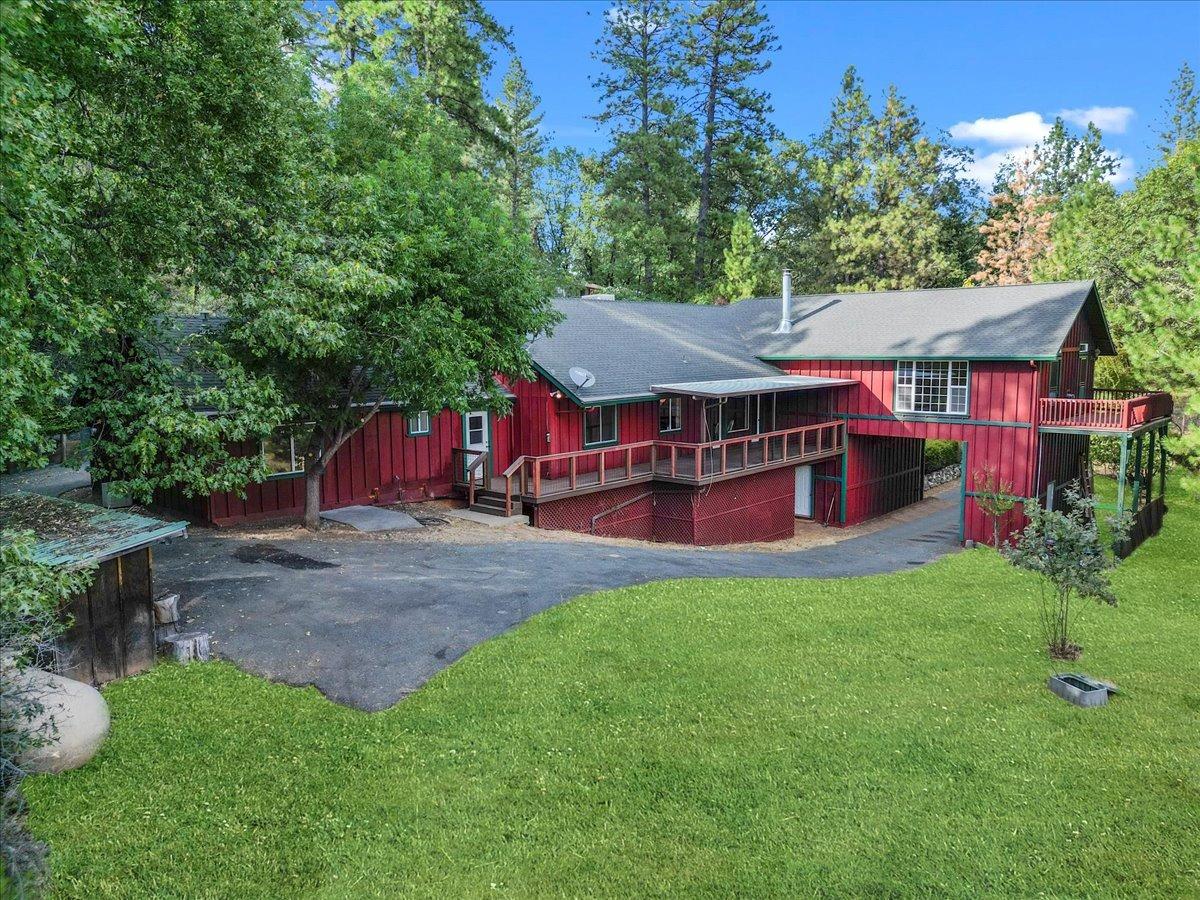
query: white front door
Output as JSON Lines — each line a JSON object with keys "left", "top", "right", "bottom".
{"left": 464, "top": 411, "right": 490, "bottom": 479}
{"left": 795, "top": 465, "right": 813, "bottom": 518}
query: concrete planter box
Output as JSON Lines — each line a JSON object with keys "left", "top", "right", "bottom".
{"left": 99, "top": 482, "right": 132, "bottom": 509}
{"left": 1048, "top": 673, "right": 1110, "bottom": 708}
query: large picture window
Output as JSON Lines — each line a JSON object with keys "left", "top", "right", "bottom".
{"left": 263, "top": 427, "right": 306, "bottom": 477}
{"left": 895, "top": 361, "right": 969, "bottom": 416}
{"left": 583, "top": 405, "right": 618, "bottom": 447}
{"left": 658, "top": 397, "right": 682, "bottom": 433}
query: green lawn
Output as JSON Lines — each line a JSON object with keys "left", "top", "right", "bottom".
{"left": 26, "top": 485, "right": 1200, "bottom": 898}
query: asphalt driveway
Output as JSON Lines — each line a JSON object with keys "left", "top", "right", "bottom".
{"left": 154, "top": 500, "right": 960, "bottom": 711}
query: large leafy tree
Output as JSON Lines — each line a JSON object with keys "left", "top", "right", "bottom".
{"left": 0, "top": 0, "right": 121, "bottom": 469}
{"left": 592, "top": 0, "right": 695, "bottom": 298}
{"left": 56, "top": 0, "right": 318, "bottom": 496}
{"left": 681, "top": 0, "right": 777, "bottom": 289}
{"left": 324, "top": 0, "right": 510, "bottom": 153}
{"left": 1, "top": 0, "right": 311, "bottom": 487}
{"left": 225, "top": 97, "right": 556, "bottom": 528}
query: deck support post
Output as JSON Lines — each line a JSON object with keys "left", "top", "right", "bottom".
{"left": 839, "top": 449, "right": 848, "bottom": 526}
{"left": 1116, "top": 434, "right": 1130, "bottom": 518}
{"left": 1159, "top": 425, "right": 1167, "bottom": 499}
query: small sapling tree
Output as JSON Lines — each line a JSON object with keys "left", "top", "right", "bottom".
{"left": 973, "top": 465, "right": 1017, "bottom": 548}
{"left": 1003, "top": 482, "right": 1130, "bottom": 660}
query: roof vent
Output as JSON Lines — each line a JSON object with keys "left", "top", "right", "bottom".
{"left": 774, "top": 270, "right": 792, "bottom": 334}
{"left": 568, "top": 366, "right": 596, "bottom": 389}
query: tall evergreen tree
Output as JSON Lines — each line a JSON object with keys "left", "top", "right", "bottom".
{"left": 1000, "top": 118, "right": 1120, "bottom": 201}
{"left": 1157, "top": 61, "right": 1199, "bottom": 158}
{"left": 592, "top": 0, "right": 695, "bottom": 298}
{"left": 797, "top": 73, "right": 975, "bottom": 292}
{"left": 716, "top": 211, "right": 767, "bottom": 302}
{"left": 489, "top": 57, "right": 547, "bottom": 228}
{"left": 681, "top": 0, "right": 777, "bottom": 288}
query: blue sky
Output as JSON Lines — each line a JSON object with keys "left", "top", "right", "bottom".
{"left": 486, "top": 0, "right": 1199, "bottom": 189}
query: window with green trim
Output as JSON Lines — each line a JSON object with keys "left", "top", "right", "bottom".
{"left": 262, "top": 427, "right": 305, "bottom": 478}
{"left": 406, "top": 410, "right": 432, "bottom": 436}
{"left": 583, "top": 405, "right": 618, "bottom": 447}
{"left": 1048, "top": 355, "right": 1061, "bottom": 398}
{"left": 658, "top": 397, "right": 682, "bottom": 433}
{"left": 895, "top": 361, "right": 968, "bottom": 416}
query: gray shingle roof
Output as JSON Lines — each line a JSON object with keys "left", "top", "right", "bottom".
{"left": 734, "top": 280, "right": 1111, "bottom": 361}
{"left": 531, "top": 281, "right": 1111, "bottom": 402}
{"left": 527, "top": 299, "right": 782, "bottom": 403}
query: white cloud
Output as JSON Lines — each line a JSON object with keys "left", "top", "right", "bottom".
{"left": 949, "top": 112, "right": 1051, "bottom": 147}
{"left": 1058, "top": 106, "right": 1135, "bottom": 134}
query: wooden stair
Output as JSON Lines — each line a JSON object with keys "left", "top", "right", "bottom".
{"left": 470, "top": 488, "right": 521, "bottom": 518}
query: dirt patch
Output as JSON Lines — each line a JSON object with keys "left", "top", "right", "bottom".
{"left": 189, "top": 480, "right": 962, "bottom": 555}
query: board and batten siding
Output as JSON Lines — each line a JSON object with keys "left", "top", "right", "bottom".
{"left": 204, "top": 409, "right": 463, "bottom": 525}
{"left": 773, "top": 358, "right": 1041, "bottom": 543}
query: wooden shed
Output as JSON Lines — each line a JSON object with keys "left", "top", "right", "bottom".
{"left": 0, "top": 492, "right": 187, "bottom": 684}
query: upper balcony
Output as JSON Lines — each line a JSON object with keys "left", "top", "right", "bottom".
{"left": 1039, "top": 389, "right": 1173, "bottom": 433}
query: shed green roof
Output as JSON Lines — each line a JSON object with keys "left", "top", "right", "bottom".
{"left": 0, "top": 492, "right": 187, "bottom": 569}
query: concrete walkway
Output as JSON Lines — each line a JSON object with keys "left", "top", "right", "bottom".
{"left": 154, "top": 500, "right": 959, "bottom": 711}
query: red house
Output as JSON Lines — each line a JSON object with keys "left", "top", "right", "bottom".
{"left": 174, "top": 280, "right": 1172, "bottom": 554}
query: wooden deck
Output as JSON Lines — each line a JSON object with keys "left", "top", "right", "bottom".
{"left": 455, "top": 420, "right": 846, "bottom": 514}
{"left": 1039, "top": 390, "right": 1173, "bottom": 432}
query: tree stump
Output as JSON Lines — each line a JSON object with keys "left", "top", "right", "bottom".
{"left": 160, "top": 632, "right": 210, "bottom": 664}
{"left": 152, "top": 593, "right": 180, "bottom": 624}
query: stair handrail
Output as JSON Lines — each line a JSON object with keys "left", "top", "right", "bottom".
{"left": 464, "top": 450, "right": 488, "bottom": 508}
{"left": 500, "top": 455, "right": 527, "bottom": 517}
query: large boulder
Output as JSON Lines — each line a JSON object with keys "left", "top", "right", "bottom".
{"left": 7, "top": 667, "right": 110, "bottom": 774}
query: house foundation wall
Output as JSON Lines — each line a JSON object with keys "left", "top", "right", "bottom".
{"left": 528, "top": 466, "right": 796, "bottom": 546}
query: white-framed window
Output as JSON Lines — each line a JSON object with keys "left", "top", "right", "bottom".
{"left": 262, "top": 427, "right": 306, "bottom": 477}
{"left": 726, "top": 395, "right": 751, "bottom": 432}
{"left": 406, "top": 410, "right": 432, "bottom": 436}
{"left": 583, "top": 405, "right": 618, "bottom": 447}
{"left": 895, "top": 361, "right": 969, "bottom": 416}
{"left": 658, "top": 397, "right": 682, "bottom": 433}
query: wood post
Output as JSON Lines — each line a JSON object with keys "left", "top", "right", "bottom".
{"left": 625, "top": 446, "right": 632, "bottom": 479}
{"left": 598, "top": 451, "right": 605, "bottom": 485}
{"left": 569, "top": 456, "right": 577, "bottom": 490}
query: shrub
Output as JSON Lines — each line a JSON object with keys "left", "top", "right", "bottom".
{"left": 1002, "top": 483, "right": 1130, "bottom": 660}
{"left": 1, "top": 532, "right": 90, "bottom": 895}
{"left": 924, "top": 440, "right": 960, "bottom": 473}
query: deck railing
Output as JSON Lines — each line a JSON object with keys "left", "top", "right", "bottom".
{"left": 1039, "top": 390, "right": 1173, "bottom": 431}
{"left": 481, "top": 420, "right": 845, "bottom": 515}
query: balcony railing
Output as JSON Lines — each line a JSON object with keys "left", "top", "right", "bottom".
{"left": 1039, "top": 390, "right": 1173, "bottom": 431}
{"left": 454, "top": 420, "right": 846, "bottom": 516}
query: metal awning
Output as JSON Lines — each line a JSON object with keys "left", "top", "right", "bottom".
{"left": 649, "top": 375, "right": 856, "bottom": 399}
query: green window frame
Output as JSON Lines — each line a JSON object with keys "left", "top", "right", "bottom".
{"left": 658, "top": 397, "right": 682, "bottom": 434}
{"left": 1048, "top": 354, "right": 1061, "bottom": 398}
{"left": 406, "top": 410, "right": 432, "bottom": 436}
{"left": 583, "top": 405, "right": 619, "bottom": 448}
{"left": 262, "top": 427, "right": 306, "bottom": 478}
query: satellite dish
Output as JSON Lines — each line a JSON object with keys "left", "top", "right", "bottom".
{"left": 568, "top": 366, "right": 596, "bottom": 389}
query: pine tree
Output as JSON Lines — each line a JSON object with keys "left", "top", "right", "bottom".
{"left": 1158, "top": 62, "right": 1199, "bottom": 158}
{"left": 682, "top": 0, "right": 777, "bottom": 288}
{"left": 716, "top": 211, "right": 766, "bottom": 302}
{"left": 971, "top": 161, "right": 1056, "bottom": 285}
{"left": 823, "top": 82, "right": 972, "bottom": 292}
{"left": 1002, "top": 118, "right": 1119, "bottom": 201}
{"left": 592, "top": 0, "right": 695, "bottom": 298}
{"left": 490, "top": 57, "right": 546, "bottom": 228}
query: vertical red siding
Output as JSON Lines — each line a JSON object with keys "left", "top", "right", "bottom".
{"left": 775, "top": 358, "right": 1040, "bottom": 544}
{"left": 203, "top": 409, "right": 462, "bottom": 525}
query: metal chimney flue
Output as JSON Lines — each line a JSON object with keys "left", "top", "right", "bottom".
{"left": 775, "top": 270, "right": 793, "bottom": 333}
